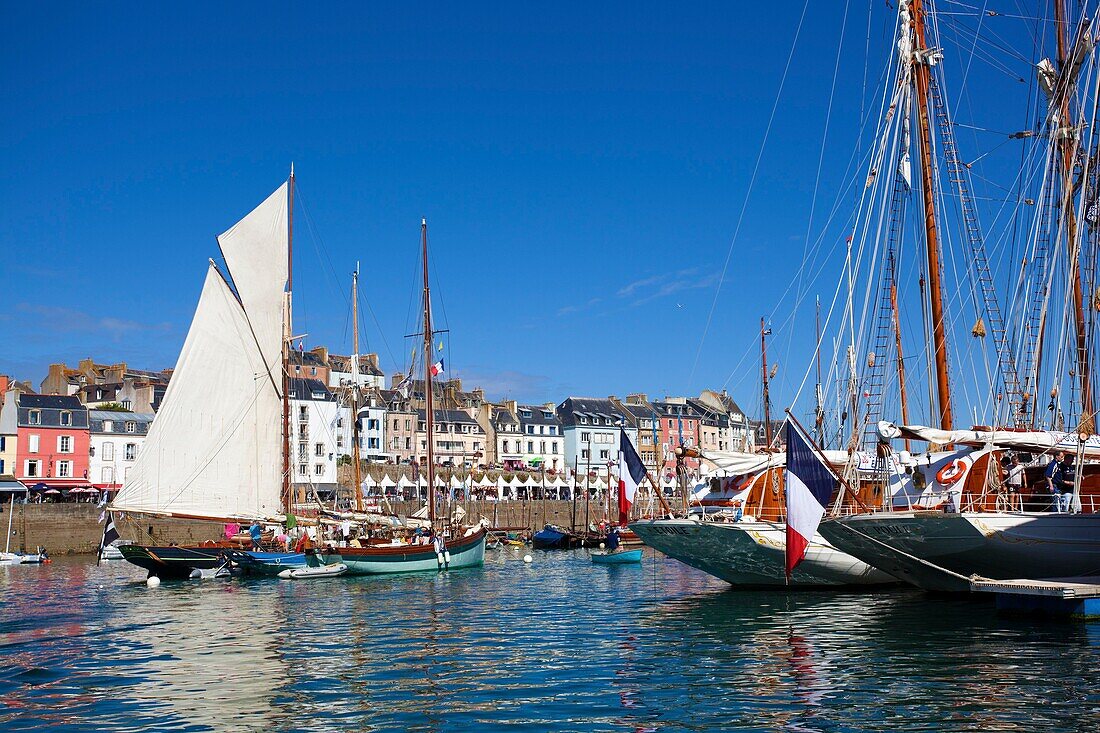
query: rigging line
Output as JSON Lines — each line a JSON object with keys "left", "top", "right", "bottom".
{"left": 789, "top": 0, "right": 852, "bottom": 366}
{"left": 688, "top": 0, "right": 811, "bottom": 385}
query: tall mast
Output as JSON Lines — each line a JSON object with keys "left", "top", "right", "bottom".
{"left": 760, "top": 317, "right": 773, "bottom": 448}
{"left": 282, "top": 165, "right": 295, "bottom": 514}
{"left": 814, "top": 297, "right": 824, "bottom": 442}
{"left": 1053, "top": 0, "right": 1094, "bottom": 433}
{"left": 911, "top": 0, "right": 953, "bottom": 430}
{"left": 352, "top": 266, "right": 364, "bottom": 513}
{"left": 891, "top": 263, "right": 912, "bottom": 452}
{"left": 422, "top": 219, "right": 436, "bottom": 527}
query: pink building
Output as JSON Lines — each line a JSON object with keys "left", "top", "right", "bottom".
{"left": 15, "top": 394, "right": 91, "bottom": 489}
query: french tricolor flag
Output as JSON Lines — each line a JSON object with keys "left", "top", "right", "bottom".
{"left": 618, "top": 431, "right": 646, "bottom": 526}
{"left": 784, "top": 419, "right": 838, "bottom": 579}
{"left": 429, "top": 359, "right": 445, "bottom": 377}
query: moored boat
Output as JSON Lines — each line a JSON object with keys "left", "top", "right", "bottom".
{"left": 315, "top": 525, "right": 487, "bottom": 574}
{"left": 591, "top": 548, "right": 642, "bottom": 564}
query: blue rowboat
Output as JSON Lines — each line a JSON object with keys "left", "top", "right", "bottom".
{"left": 532, "top": 524, "right": 578, "bottom": 550}
{"left": 591, "top": 549, "right": 643, "bottom": 564}
{"left": 228, "top": 550, "right": 307, "bottom": 576}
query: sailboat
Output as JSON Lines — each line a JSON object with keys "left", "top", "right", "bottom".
{"left": 112, "top": 174, "right": 296, "bottom": 579}
{"left": 819, "top": 0, "right": 1100, "bottom": 592}
{"left": 312, "top": 219, "right": 487, "bottom": 574}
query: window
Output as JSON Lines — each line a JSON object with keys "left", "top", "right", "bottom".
{"left": 312, "top": 391, "right": 325, "bottom": 399}
{"left": 123, "top": 420, "right": 135, "bottom": 433}
{"left": 599, "top": 450, "right": 609, "bottom": 460}
{"left": 368, "top": 419, "right": 379, "bottom": 431}
{"left": 337, "top": 418, "right": 344, "bottom": 429}
{"left": 103, "top": 442, "right": 114, "bottom": 461}
{"left": 0, "top": 459, "right": 4, "bottom": 474}
{"left": 502, "top": 440, "right": 510, "bottom": 453}
{"left": 103, "top": 420, "right": 113, "bottom": 432}
{"left": 121, "top": 400, "right": 132, "bottom": 410}
{"left": 28, "top": 434, "right": 40, "bottom": 453}
{"left": 102, "top": 467, "right": 114, "bottom": 483}
{"left": 124, "top": 444, "right": 137, "bottom": 461}
{"left": 473, "top": 442, "right": 481, "bottom": 451}
{"left": 26, "top": 460, "right": 40, "bottom": 476}
{"left": 368, "top": 438, "right": 379, "bottom": 449}
{"left": 405, "top": 437, "right": 411, "bottom": 449}
{"left": 393, "top": 437, "right": 401, "bottom": 449}
{"left": 299, "top": 406, "right": 308, "bottom": 419}
{"left": 579, "top": 416, "right": 587, "bottom": 425}
{"left": 418, "top": 421, "right": 427, "bottom": 431}
{"left": 527, "top": 441, "right": 534, "bottom": 454}
{"left": 549, "top": 426, "right": 556, "bottom": 435}
{"left": 298, "top": 443, "right": 308, "bottom": 461}
{"left": 60, "top": 411, "right": 71, "bottom": 426}
{"left": 29, "top": 410, "right": 40, "bottom": 425}
{"left": 298, "top": 463, "right": 307, "bottom": 476}
{"left": 393, "top": 419, "right": 399, "bottom": 430}
{"left": 581, "top": 449, "right": 589, "bottom": 460}
{"left": 420, "top": 440, "right": 427, "bottom": 450}
{"left": 58, "top": 436, "right": 72, "bottom": 453}
{"left": 581, "top": 431, "right": 590, "bottom": 443}
{"left": 314, "top": 464, "right": 324, "bottom": 475}
{"left": 405, "top": 419, "right": 411, "bottom": 431}
{"left": 542, "top": 411, "right": 552, "bottom": 419}
{"left": 311, "top": 367, "right": 317, "bottom": 376}
{"left": 315, "top": 443, "right": 324, "bottom": 457}
{"left": 540, "top": 441, "right": 546, "bottom": 454}
{"left": 56, "top": 460, "right": 71, "bottom": 477}
{"left": 552, "top": 441, "right": 559, "bottom": 454}
{"left": 0, "top": 436, "right": 5, "bottom": 452}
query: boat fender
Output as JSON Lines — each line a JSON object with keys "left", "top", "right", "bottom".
{"left": 443, "top": 551, "right": 452, "bottom": 564}
{"left": 436, "top": 552, "right": 445, "bottom": 566}
{"left": 523, "top": 554, "right": 533, "bottom": 563}
{"left": 936, "top": 459, "right": 967, "bottom": 486}
{"left": 189, "top": 569, "right": 203, "bottom": 579}
{"left": 146, "top": 576, "right": 161, "bottom": 588}
{"left": 277, "top": 569, "right": 294, "bottom": 579}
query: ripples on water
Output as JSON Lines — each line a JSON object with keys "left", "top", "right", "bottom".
{"left": 1, "top": 549, "right": 1098, "bottom": 732}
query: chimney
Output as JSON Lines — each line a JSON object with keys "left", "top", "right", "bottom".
{"left": 505, "top": 399, "right": 518, "bottom": 414}
{"left": 625, "top": 393, "right": 647, "bottom": 404}
{"left": 310, "top": 346, "right": 329, "bottom": 364}
{"left": 365, "top": 353, "right": 380, "bottom": 372}
{"left": 472, "top": 388, "right": 485, "bottom": 404}
{"left": 390, "top": 371, "right": 406, "bottom": 389}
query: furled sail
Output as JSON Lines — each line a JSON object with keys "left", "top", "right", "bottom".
{"left": 216, "top": 182, "right": 289, "bottom": 381}
{"left": 111, "top": 263, "right": 283, "bottom": 521}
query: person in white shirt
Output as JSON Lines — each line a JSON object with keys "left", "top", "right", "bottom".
{"left": 1005, "top": 454, "right": 1025, "bottom": 512}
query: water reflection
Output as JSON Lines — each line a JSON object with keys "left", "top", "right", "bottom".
{"left": 1, "top": 553, "right": 1098, "bottom": 732}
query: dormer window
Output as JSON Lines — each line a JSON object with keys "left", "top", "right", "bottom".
{"left": 60, "top": 411, "right": 72, "bottom": 426}
{"left": 28, "top": 410, "right": 40, "bottom": 425}
{"left": 579, "top": 416, "right": 587, "bottom": 425}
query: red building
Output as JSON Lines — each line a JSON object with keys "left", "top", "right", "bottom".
{"left": 15, "top": 394, "right": 91, "bottom": 489}
{"left": 654, "top": 399, "right": 703, "bottom": 474}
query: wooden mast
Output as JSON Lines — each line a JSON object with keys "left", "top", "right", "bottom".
{"left": 352, "top": 265, "right": 364, "bottom": 513}
{"left": 760, "top": 317, "right": 773, "bottom": 448}
{"left": 421, "top": 219, "right": 437, "bottom": 528}
{"left": 282, "top": 165, "right": 294, "bottom": 515}
{"left": 911, "top": 0, "right": 953, "bottom": 431}
{"left": 1053, "top": 0, "right": 1094, "bottom": 433}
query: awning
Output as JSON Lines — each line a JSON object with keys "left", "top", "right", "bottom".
{"left": 0, "top": 478, "right": 28, "bottom": 494}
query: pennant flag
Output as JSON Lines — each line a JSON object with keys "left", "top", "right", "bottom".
{"left": 98, "top": 512, "right": 120, "bottom": 565}
{"left": 298, "top": 340, "right": 305, "bottom": 354}
{"left": 394, "top": 373, "right": 413, "bottom": 399}
{"left": 617, "top": 431, "right": 646, "bottom": 526}
{"left": 784, "top": 420, "right": 838, "bottom": 579}
{"left": 430, "top": 359, "right": 445, "bottom": 377}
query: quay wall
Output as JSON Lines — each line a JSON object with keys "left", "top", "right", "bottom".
{"left": 1, "top": 500, "right": 617, "bottom": 555}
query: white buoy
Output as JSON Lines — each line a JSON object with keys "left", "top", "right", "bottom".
{"left": 523, "top": 554, "right": 533, "bottom": 563}
{"left": 146, "top": 576, "right": 161, "bottom": 588}
{"left": 599, "top": 542, "right": 606, "bottom": 549}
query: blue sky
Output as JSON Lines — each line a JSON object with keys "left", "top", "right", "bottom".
{"left": 0, "top": 2, "right": 1045, "bottom": 424}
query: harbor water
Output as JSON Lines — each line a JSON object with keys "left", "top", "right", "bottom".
{"left": 2, "top": 549, "right": 1098, "bottom": 732}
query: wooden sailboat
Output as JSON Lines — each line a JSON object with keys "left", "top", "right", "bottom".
{"left": 313, "top": 219, "right": 487, "bottom": 574}
{"left": 113, "top": 173, "right": 297, "bottom": 579}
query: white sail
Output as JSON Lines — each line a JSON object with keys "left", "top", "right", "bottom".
{"left": 217, "top": 182, "right": 289, "bottom": 379}
{"left": 111, "top": 263, "right": 283, "bottom": 521}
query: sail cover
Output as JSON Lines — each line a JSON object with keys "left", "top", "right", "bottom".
{"left": 216, "top": 182, "right": 289, "bottom": 381}
{"left": 111, "top": 263, "right": 283, "bottom": 521}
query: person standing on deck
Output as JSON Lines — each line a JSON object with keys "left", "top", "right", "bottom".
{"left": 606, "top": 526, "right": 620, "bottom": 552}
{"left": 1004, "top": 455, "right": 1024, "bottom": 512}
{"left": 249, "top": 520, "right": 263, "bottom": 550}
{"left": 1055, "top": 454, "right": 1076, "bottom": 513}
{"left": 1046, "top": 451, "right": 1065, "bottom": 512}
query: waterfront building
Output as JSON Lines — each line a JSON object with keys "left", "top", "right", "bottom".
{"left": 382, "top": 386, "right": 418, "bottom": 465}
{"left": 651, "top": 397, "right": 703, "bottom": 474}
{"left": 485, "top": 401, "right": 563, "bottom": 471}
{"left": 288, "top": 378, "right": 340, "bottom": 499}
{"left": 615, "top": 395, "right": 662, "bottom": 473}
{"left": 13, "top": 393, "right": 90, "bottom": 489}
{"left": 88, "top": 410, "right": 154, "bottom": 490}
{"left": 415, "top": 408, "right": 486, "bottom": 466}
{"left": 328, "top": 352, "right": 385, "bottom": 389}
{"left": 0, "top": 386, "right": 21, "bottom": 476}
{"left": 695, "top": 389, "right": 751, "bottom": 451}
{"left": 288, "top": 346, "right": 330, "bottom": 384}
{"left": 40, "top": 359, "right": 171, "bottom": 410}
{"left": 555, "top": 397, "right": 637, "bottom": 478}
{"left": 355, "top": 387, "right": 389, "bottom": 462}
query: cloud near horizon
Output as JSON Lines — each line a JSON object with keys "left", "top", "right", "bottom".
{"left": 15, "top": 303, "right": 173, "bottom": 341}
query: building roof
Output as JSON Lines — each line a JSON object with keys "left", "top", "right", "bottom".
{"left": 88, "top": 410, "right": 155, "bottom": 434}
{"left": 289, "top": 350, "right": 326, "bottom": 368}
{"left": 288, "top": 378, "right": 334, "bottom": 401}
{"left": 328, "top": 354, "right": 384, "bottom": 377}
{"left": 556, "top": 397, "right": 629, "bottom": 428}
{"left": 415, "top": 409, "right": 481, "bottom": 426}
{"left": 19, "top": 394, "right": 85, "bottom": 410}
{"left": 517, "top": 404, "right": 561, "bottom": 426}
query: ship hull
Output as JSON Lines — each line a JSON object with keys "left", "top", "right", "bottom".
{"left": 818, "top": 511, "right": 1100, "bottom": 593}
{"left": 629, "top": 518, "right": 895, "bottom": 588}
{"left": 118, "top": 544, "right": 229, "bottom": 580}
{"left": 315, "top": 527, "right": 487, "bottom": 575}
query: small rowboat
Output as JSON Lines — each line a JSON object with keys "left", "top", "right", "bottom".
{"left": 278, "top": 563, "right": 348, "bottom": 579}
{"left": 591, "top": 549, "right": 643, "bottom": 564}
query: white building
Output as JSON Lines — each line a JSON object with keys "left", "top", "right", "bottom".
{"left": 289, "top": 378, "right": 340, "bottom": 499}
{"left": 88, "top": 410, "right": 154, "bottom": 490}
{"left": 328, "top": 353, "right": 385, "bottom": 390}
{"left": 356, "top": 388, "right": 388, "bottom": 462}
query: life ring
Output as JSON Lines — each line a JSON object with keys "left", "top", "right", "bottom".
{"left": 936, "top": 459, "right": 968, "bottom": 486}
